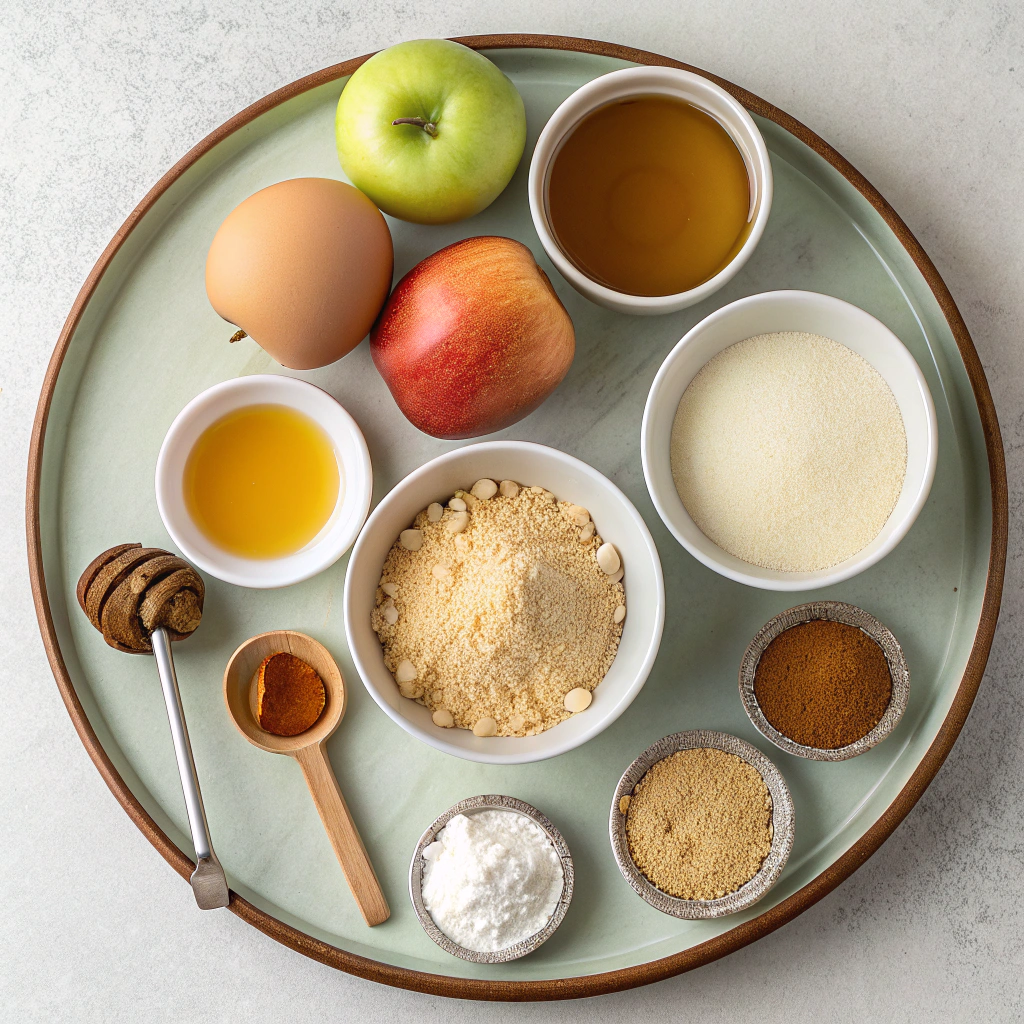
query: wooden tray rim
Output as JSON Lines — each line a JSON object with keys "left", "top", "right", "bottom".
{"left": 25, "top": 33, "right": 1008, "bottom": 1001}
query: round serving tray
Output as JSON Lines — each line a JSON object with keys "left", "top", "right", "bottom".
{"left": 27, "top": 35, "right": 1006, "bottom": 1000}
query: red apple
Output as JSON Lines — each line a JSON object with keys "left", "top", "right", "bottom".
{"left": 370, "top": 236, "right": 575, "bottom": 439}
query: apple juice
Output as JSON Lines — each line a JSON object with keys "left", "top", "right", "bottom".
{"left": 546, "top": 95, "right": 752, "bottom": 297}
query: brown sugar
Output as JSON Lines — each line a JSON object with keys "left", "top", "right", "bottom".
{"left": 753, "top": 619, "right": 892, "bottom": 749}
{"left": 625, "top": 748, "right": 773, "bottom": 901}
{"left": 256, "top": 652, "right": 325, "bottom": 737}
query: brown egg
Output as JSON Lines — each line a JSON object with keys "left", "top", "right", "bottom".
{"left": 205, "top": 178, "right": 393, "bottom": 369}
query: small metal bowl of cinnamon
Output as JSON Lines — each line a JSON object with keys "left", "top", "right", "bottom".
{"left": 738, "top": 600, "right": 910, "bottom": 761}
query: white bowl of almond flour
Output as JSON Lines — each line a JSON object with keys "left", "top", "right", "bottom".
{"left": 343, "top": 441, "right": 665, "bottom": 764}
{"left": 641, "top": 290, "right": 938, "bottom": 591}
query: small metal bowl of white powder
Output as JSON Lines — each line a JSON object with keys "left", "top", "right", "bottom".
{"left": 409, "top": 795, "right": 574, "bottom": 963}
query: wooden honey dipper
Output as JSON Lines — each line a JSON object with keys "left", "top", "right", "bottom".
{"left": 77, "top": 544, "right": 229, "bottom": 910}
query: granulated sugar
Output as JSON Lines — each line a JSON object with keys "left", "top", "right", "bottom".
{"left": 670, "top": 332, "right": 907, "bottom": 572}
{"left": 372, "top": 482, "right": 624, "bottom": 737}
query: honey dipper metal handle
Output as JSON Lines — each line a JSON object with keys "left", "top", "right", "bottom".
{"left": 152, "top": 627, "right": 230, "bottom": 910}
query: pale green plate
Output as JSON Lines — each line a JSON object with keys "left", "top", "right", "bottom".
{"left": 29, "top": 38, "right": 1005, "bottom": 999}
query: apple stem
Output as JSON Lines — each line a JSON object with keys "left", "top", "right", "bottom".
{"left": 229, "top": 329, "right": 247, "bottom": 343}
{"left": 392, "top": 117, "right": 438, "bottom": 138}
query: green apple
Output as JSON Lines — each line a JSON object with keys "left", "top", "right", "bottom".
{"left": 335, "top": 39, "right": 527, "bottom": 224}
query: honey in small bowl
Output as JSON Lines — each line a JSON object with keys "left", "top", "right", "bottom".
{"left": 183, "top": 404, "right": 340, "bottom": 559}
{"left": 546, "top": 95, "right": 753, "bottom": 297}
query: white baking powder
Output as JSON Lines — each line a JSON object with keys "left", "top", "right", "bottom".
{"left": 420, "top": 810, "right": 564, "bottom": 953}
{"left": 670, "top": 331, "right": 907, "bottom": 572}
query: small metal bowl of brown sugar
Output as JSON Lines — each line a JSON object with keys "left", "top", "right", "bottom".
{"left": 738, "top": 600, "right": 910, "bottom": 761}
{"left": 610, "top": 731, "right": 795, "bottom": 919}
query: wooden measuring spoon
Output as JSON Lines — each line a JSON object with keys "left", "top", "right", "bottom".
{"left": 223, "top": 630, "right": 389, "bottom": 926}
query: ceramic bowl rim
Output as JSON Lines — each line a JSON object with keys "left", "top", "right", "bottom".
{"left": 527, "top": 65, "right": 774, "bottom": 314}
{"left": 408, "top": 794, "right": 575, "bottom": 963}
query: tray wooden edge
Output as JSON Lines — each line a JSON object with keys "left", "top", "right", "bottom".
{"left": 25, "top": 32, "right": 1008, "bottom": 1002}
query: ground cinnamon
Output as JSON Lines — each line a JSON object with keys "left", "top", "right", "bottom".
{"left": 753, "top": 619, "right": 892, "bottom": 749}
{"left": 256, "top": 652, "right": 325, "bottom": 736}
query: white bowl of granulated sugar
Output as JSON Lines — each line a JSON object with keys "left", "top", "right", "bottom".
{"left": 344, "top": 441, "right": 665, "bottom": 764}
{"left": 641, "top": 290, "right": 938, "bottom": 591}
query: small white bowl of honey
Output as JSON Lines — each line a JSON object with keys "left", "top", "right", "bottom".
{"left": 156, "top": 375, "right": 371, "bottom": 588}
{"left": 528, "top": 66, "right": 773, "bottom": 315}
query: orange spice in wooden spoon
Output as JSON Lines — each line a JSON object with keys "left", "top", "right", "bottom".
{"left": 256, "top": 652, "right": 326, "bottom": 736}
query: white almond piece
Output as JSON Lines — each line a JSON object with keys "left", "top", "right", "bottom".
{"left": 566, "top": 504, "right": 590, "bottom": 527}
{"left": 472, "top": 717, "right": 497, "bottom": 738}
{"left": 400, "top": 529, "right": 423, "bottom": 551}
{"left": 541, "top": 490, "right": 556, "bottom": 502}
{"left": 383, "top": 602, "right": 399, "bottom": 625}
{"left": 499, "top": 480, "right": 519, "bottom": 498}
{"left": 470, "top": 478, "right": 498, "bottom": 500}
{"left": 596, "top": 542, "right": 621, "bottom": 575}
{"left": 508, "top": 714, "right": 526, "bottom": 732}
{"left": 446, "top": 510, "right": 470, "bottom": 534}
{"left": 427, "top": 502, "right": 444, "bottom": 523}
{"left": 448, "top": 496, "right": 467, "bottom": 512}
{"left": 395, "top": 660, "right": 417, "bottom": 684}
{"left": 400, "top": 682, "right": 424, "bottom": 700}
{"left": 579, "top": 521, "right": 596, "bottom": 542}
{"left": 610, "top": 567, "right": 624, "bottom": 584}
{"left": 613, "top": 604, "right": 626, "bottom": 624}
{"left": 432, "top": 708, "right": 455, "bottom": 728}
{"left": 454, "top": 534, "right": 472, "bottom": 554}
{"left": 564, "top": 688, "right": 593, "bottom": 713}
{"left": 432, "top": 563, "right": 451, "bottom": 580}
{"left": 381, "top": 582, "right": 398, "bottom": 598}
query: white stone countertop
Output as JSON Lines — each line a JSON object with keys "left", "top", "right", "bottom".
{"left": 2, "top": 1, "right": 1021, "bottom": 1020}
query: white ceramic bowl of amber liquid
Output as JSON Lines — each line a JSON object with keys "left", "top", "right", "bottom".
{"left": 528, "top": 66, "right": 773, "bottom": 315}
{"left": 344, "top": 441, "right": 666, "bottom": 765}
{"left": 156, "top": 374, "right": 371, "bottom": 589}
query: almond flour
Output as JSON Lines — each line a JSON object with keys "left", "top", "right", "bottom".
{"left": 372, "top": 482, "right": 625, "bottom": 737}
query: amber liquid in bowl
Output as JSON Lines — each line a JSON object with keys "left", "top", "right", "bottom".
{"left": 183, "top": 404, "right": 340, "bottom": 559}
{"left": 547, "top": 95, "right": 753, "bottom": 297}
